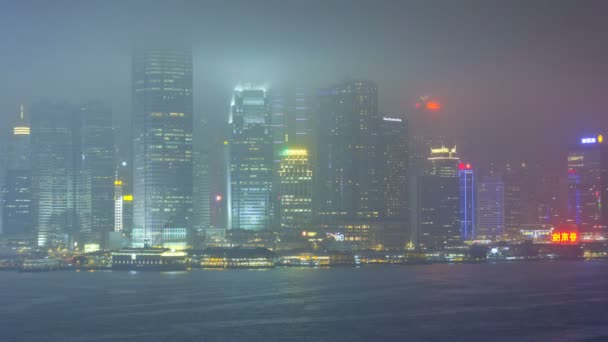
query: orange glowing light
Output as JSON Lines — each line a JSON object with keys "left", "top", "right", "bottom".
{"left": 552, "top": 230, "right": 579, "bottom": 244}
{"left": 426, "top": 101, "right": 441, "bottom": 111}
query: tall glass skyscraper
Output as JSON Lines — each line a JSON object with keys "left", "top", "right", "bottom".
{"left": 316, "top": 80, "right": 381, "bottom": 222}
{"left": 418, "top": 146, "right": 460, "bottom": 249}
{"left": 458, "top": 163, "right": 475, "bottom": 240}
{"left": 477, "top": 173, "right": 505, "bottom": 240}
{"left": 567, "top": 135, "right": 608, "bottom": 227}
{"left": 2, "top": 105, "right": 33, "bottom": 240}
{"left": 228, "top": 84, "right": 273, "bottom": 231}
{"left": 278, "top": 148, "right": 312, "bottom": 230}
{"left": 31, "top": 102, "right": 78, "bottom": 248}
{"left": 78, "top": 101, "right": 114, "bottom": 247}
{"left": 131, "top": 48, "right": 193, "bottom": 249}
{"left": 380, "top": 116, "right": 409, "bottom": 220}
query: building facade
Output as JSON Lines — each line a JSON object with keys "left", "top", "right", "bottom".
{"left": 229, "top": 84, "right": 273, "bottom": 230}
{"left": 458, "top": 163, "right": 475, "bottom": 240}
{"left": 278, "top": 148, "right": 312, "bottom": 230}
{"left": 78, "top": 101, "right": 115, "bottom": 247}
{"left": 316, "top": 80, "right": 382, "bottom": 222}
{"left": 567, "top": 135, "right": 608, "bottom": 227}
{"left": 2, "top": 105, "right": 33, "bottom": 240}
{"left": 418, "top": 146, "right": 460, "bottom": 249}
{"left": 131, "top": 48, "right": 193, "bottom": 248}
{"left": 31, "top": 102, "right": 78, "bottom": 248}
{"left": 477, "top": 173, "right": 505, "bottom": 240}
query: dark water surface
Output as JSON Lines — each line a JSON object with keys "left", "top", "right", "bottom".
{"left": 1, "top": 260, "right": 608, "bottom": 342}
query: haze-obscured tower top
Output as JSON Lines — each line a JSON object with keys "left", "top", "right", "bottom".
{"left": 131, "top": 48, "right": 193, "bottom": 249}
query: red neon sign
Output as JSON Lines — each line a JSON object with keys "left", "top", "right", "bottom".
{"left": 551, "top": 232, "right": 577, "bottom": 243}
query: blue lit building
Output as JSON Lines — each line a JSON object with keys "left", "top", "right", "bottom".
{"left": 458, "top": 163, "right": 475, "bottom": 240}
{"left": 229, "top": 84, "right": 273, "bottom": 230}
{"left": 477, "top": 173, "right": 505, "bottom": 240}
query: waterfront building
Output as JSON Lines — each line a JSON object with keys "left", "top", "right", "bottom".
{"left": 278, "top": 148, "right": 312, "bottom": 230}
{"left": 2, "top": 105, "right": 33, "bottom": 241}
{"left": 228, "top": 84, "right": 273, "bottom": 231}
{"left": 131, "top": 48, "right": 193, "bottom": 248}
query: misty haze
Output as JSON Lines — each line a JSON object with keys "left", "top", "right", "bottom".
{"left": 1, "top": 1, "right": 608, "bottom": 341}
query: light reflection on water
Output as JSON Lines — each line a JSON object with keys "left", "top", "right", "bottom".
{"left": 1, "top": 260, "right": 608, "bottom": 342}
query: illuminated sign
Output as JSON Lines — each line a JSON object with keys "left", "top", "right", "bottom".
{"left": 281, "top": 149, "right": 308, "bottom": 157}
{"left": 84, "top": 244, "right": 100, "bottom": 253}
{"left": 581, "top": 135, "right": 604, "bottom": 144}
{"left": 382, "top": 117, "right": 403, "bottom": 122}
{"left": 551, "top": 231, "right": 578, "bottom": 244}
{"left": 326, "top": 232, "right": 345, "bottom": 241}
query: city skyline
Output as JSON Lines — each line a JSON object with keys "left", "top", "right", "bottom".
{"left": 2, "top": 1, "right": 608, "bottom": 170}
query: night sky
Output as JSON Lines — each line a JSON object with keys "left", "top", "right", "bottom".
{"left": 2, "top": 0, "right": 608, "bottom": 170}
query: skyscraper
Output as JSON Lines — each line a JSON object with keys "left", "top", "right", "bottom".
{"left": 131, "top": 48, "right": 193, "bottom": 249}
{"left": 278, "top": 148, "right": 312, "bottom": 230}
{"left": 229, "top": 84, "right": 273, "bottom": 231}
{"left": 316, "top": 80, "right": 381, "bottom": 222}
{"left": 380, "top": 116, "right": 409, "bottom": 220}
{"left": 31, "top": 102, "right": 78, "bottom": 248}
{"left": 192, "top": 106, "right": 210, "bottom": 234}
{"left": 418, "top": 146, "right": 460, "bottom": 249}
{"left": 78, "top": 101, "right": 114, "bottom": 247}
{"left": 477, "top": 173, "right": 505, "bottom": 240}
{"left": 459, "top": 162, "right": 475, "bottom": 240}
{"left": 567, "top": 135, "right": 608, "bottom": 227}
{"left": 2, "top": 105, "right": 33, "bottom": 240}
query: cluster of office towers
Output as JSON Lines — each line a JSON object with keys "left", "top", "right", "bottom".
{"left": 1, "top": 48, "right": 606, "bottom": 251}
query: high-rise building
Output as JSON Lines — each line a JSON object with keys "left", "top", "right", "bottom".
{"left": 459, "top": 162, "right": 475, "bottom": 240}
{"left": 477, "top": 173, "right": 505, "bottom": 240}
{"left": 192, "top": 91, "right": 210, "bottom": 235}
{"left": 278, "top": 148, "right": 312, "bottom": 230}
{"left": 2, "top": 105, "right": 33, "bottom": 240}
{"left": 31, "top": 102, "right": 79, "bottom": 248}
{"left": 228, "top": 84, "right": 273, "bottom": 231}
{"left": 316, "top": 80, "right": 381, "bottom": 222}
{"left": 567, "top": 135, "right": 608, "bottom": 227}
{"left": 131, "top": 48, "right": 193, "bottom": 249}
{"left": 418, "top": 146, "right": 460, "bottom": 249}
{"left": 78, "top": 101, "right": 114, "bottom": 247}
{"left": 380, "top": 116, "right": 409, "bottom": 220}
{"left": 114, "top": 179, "right": 124, "bottom": 232}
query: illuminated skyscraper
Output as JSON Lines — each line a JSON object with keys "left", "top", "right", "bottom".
{"left": 278, "top": 148, "right": 312, "bottom": 229}
{"left": 78, "top": 101, "right": 114, "bottom": 247}
{"left": 2, "top": 105, "right": 33, "bottom": 240}
{"left": 192, "top": 108, "right": 210, "bottom": 233}
{"left": 380, "top": 116, "right": 409, "bottom": 219}
{"left": 316, "top": 80, "right": 381, "bottom": 222}
{"left": 114, "top": 179, "right": 124, "bottom": 232}
{"left": 567, "top": 135, "right": 608, "bottom": 227}
{"left": 458, "top": 162, "right": 475, "bottom": 240}
{"left": 477, "top": 173, "right": 505, "bottom": 240}
{"left": 229, "top": 84, "right": 273, "bottom": 230}
{"left": 418, "top": 146, "right": 460, "bottom": 249}
{"left": 31, "top": 102, "right": 78, "bottom": 248}
{"left": 132, "top": 48, "right": 193, "bottom": 248}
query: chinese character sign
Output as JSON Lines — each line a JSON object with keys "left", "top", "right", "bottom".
{"left": 551, "top": 231, "right": 578, "bottom": 244}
